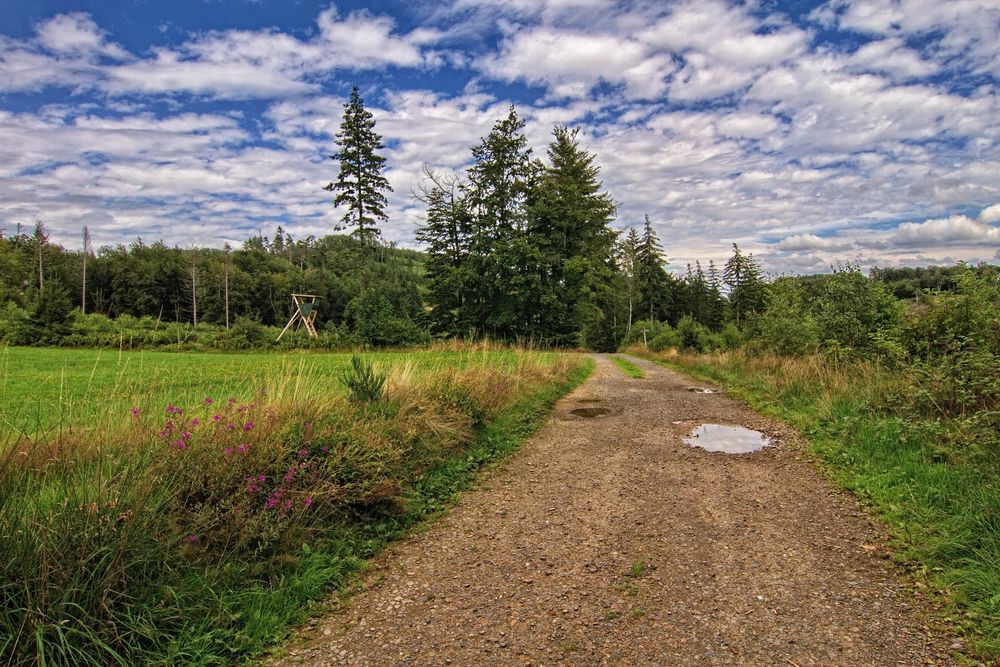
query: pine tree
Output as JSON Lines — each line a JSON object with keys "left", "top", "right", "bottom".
{"left": 619, "top": 227, "right": 641, "bottom": 334}
{"left": 416, "top": 167, "right": 472, "bottom": 336}
{"left": 528, "top": 126, "right": 617, "bottom": 346}
{"left": 462, "top": 107, "right": 536, "bottom": 337}
{"left": 324, "top": 86, "right": 392, "bottom": 245}
{"left": 723, "top": 243, "right": 766, "bottom": 327}
{"left": 636, "top": 215, "right": 671, "bottom": 322}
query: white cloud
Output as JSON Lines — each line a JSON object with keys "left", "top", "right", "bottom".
{"left": 35, "top": 12, "right": 128, "bottom": 59}
{"left": 892, "top": 215, "right": 1000, "bottom": 246}
{"left": 777, "top": 234, "right": 854, "bottom": 251}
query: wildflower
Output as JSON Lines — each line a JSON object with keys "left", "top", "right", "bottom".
{"left": 283, "top": 472, "right": 295, "bottom": 483}
{"left": 320, "top": 446, "right": 330, "bottom": 454}
{"left": 180, "top": 431, "right": 191, "bottom": 441}
{"left": 283, "top": 499, "right": 293, "bottom": 510}
{"left": 203, "top": 397, "right": 213, "bottom": 406}
{"left": 130, "top": 407, "right": 141, "bottom": 417}
{"left": 257, "top": 474, "right": 266, "bottom": 482}
{"left": 236, "top": 444, "right": 249, "bottom": 454}
{"left": 173, "top": 439, "right": 189, "bottom": 450}
{"left": 227, "top": 397, "right": 237, "bottom": 406}
{"left": 166, "top": 404, "right": 183, "bottom": 415}
{"left": 303, "top": 497, "right": 313, "bottom": 507}
{"left": 243, "top": 421, "right": 254, "bottom": 432}
{"left": 190, "top": 418, "right": 200, "bottom": 426}
{"left": 182, "top": 534, "right": 199, "bottom": 543}
{"left": 226, "top": 423, "right": 236, "bottom": 431}
{"left": 223, "top": 447, "right": 233, "bottom": 456}
{"left": 298, "top": 448, "right": 308, "bottom": 458}
{"left": 213, "top": 414, "right": 222, "bottom": 422}
{"left": 266, "top": 497, "right": 278, "bottom": 509}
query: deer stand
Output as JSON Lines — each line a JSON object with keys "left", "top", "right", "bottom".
{"left": 276, "top": 293, "right": 320, "bottom": 341}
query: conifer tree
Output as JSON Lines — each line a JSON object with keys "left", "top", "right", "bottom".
{"left": 636, "top": 215, "right": 671, "bottom": 322}
{"left": 325, "top": 87, "right": 392, "bottom": 245}
{"left": 529, "top": 126, "right": 617, "bottom": 346}
{"left": 723, "top": 243, "right": 766, "bottom": 327}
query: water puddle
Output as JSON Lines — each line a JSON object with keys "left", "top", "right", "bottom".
{"left": 684, "top": 424, "right": 771, "bottom": 454}
{"left": 685, "top": 387, "right": 716, "bottom": 394}
{"left": 571, "top": 407, "right": 610, "bottom": 418}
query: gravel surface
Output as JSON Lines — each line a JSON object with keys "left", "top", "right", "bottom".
{"left": 267, "top": 354, "right": 955, "bottom": 666}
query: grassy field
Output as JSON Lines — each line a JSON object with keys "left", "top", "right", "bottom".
{"left": 0, "top": 346, "right": 541, "bottom": 435}
{"left": 0, "top": 344, "right": 591, "bottom": 666}
{"left": 635, "top": 347, "right": 1000, "bottom": 661}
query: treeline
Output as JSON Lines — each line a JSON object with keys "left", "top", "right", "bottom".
{"left": 2, "top": 87, "right": 997, "bottom": 353}
{"left": 0, "top": 224, "right": 428, "bottom": 349}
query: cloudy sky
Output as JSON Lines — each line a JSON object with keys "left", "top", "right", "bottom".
{"left": 1, "top": 0, "right": 998, "bottom": 274}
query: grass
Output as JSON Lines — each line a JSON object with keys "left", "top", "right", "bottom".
{"left": 635, "top": 347, "right": 1000, "bottom": 660}
{"left": 0, "top": 345, "right": 593, "bottom": 666}
{"left": 610, "top": 355, "right": 644, "bottom": 379}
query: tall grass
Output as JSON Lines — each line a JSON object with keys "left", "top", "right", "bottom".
{"left": 636, "top": 347, "right": 1000, "bottom": 658}
{"left": 0, "top": 348, "right": 590, "bottom": 665}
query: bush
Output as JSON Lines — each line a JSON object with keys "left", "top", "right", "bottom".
{"left": 340, "top": 355, "right": 387, "bottom": 403}
{"left": 757, "top": 279, "right": 821, "bottom": 355}
{"left": 815, "top": 264, "right": 901, "bottom": 352}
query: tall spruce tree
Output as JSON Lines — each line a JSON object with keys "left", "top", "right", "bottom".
{"left": 325, "top": 87, "right": 392, "bottom": 245}
{"left": 462, "top": 107, "right": 537, "bottom": 338}
{"left": 636, "top": 215, "right": 671, "bottom": 322}
{"left": 529, "top": 126, "right": 617, "bottom": 346}
{"left": 619, "top": 227, "right": 641, "bottom": 334}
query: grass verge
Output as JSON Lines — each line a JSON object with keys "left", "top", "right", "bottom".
{"left": 634, "top": 347, "right": 1000, "bottom": 661}
{"left": 610, "top": 355, "right": 644, "bottom": 379}
{"left": 0, "top": 349, "right": 593, "bottom": 666}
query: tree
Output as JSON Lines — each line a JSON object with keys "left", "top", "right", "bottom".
{"left": 723, "top": 243, "right": 766, "bottom": 327}
{"left": 324, "top": 86, "right": 392, "bottom": 245}
{"left": 618, "top": 227, "right": 641, "bottom": 334}
{"left": 636, "top": 215, "right": 671, "bottom": 322}
{"left": 415, "top": 167, "right": 472, "bottom": 336}
{"left": 81, "top": 226, "right": 91, "bottom": 314}
{"left": 528, "top": 126, "right": 617, "bottom": 346}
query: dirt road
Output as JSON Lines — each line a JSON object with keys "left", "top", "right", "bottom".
{"left": 270, "top": 354, "right": 953, "bottom": 666}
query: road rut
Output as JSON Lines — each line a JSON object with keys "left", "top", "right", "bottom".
{"left": 269, "top": 354, "right": 953, "bottom": 666}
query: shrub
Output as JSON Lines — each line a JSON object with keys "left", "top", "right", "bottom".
{"left": 757, "top": 279, "right": 821, "bottom": 355}
{"left": 340, "top": 355, "right": 387, "bottom": 403}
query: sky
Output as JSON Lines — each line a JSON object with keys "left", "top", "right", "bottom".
{"left": 1, "top": 0, "right": 998, "bottom": 275}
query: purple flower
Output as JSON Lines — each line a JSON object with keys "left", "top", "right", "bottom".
{"left": 172, "top": 439, "right": 189, "bottom": 450}
{"left": 320, "top": 446, "right": 330, "bottom": 453}
{"left": 203, "top": 397, "right": 213, "bottom": 406}
{"left": 266, "top": 497, "right": 278, "bottom": 509}
{"left": 303, "top": 497, "right": 313, "bottom": 507}
{"left": 227, "top": 397, "right": 237, "bottom": 406}
{"left": 223, "top": 447, "right": 233, "bottom": 456}
{"left": 226, "top": 423, "right": 236, "bottom": 431}
{"left": 165, "top": 404, "right": 183, "bottom": 415}
{"left": 283, "top": 499, "right": 293, "bottom": 510}
{"left": 213, "top": 414, "right": 222, "bottom": 422}
{"left": 257, "top": 474, "right": 266, "bottom": 482}
{"left": 243, "top": 421, "right": 254, "bottom": 432}
{"left": 236, "top": 444, "right": 249, "bottom": 454}
{"left": 182, "top": 534, "right": 199, "bottom": 543}
{"left": 190, "top": 418, "right": 200, "bottom": 426}
{"left": 130, "top": 407, "right": 141, "bottom": 417}
{"left": 297, "top": 448, "right": 308, "bottom": 458}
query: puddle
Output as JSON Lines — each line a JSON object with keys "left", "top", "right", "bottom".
{"left": 571, "top": 407, "right": 610, "bottom": 418}
{"left": 577, "top": 399, "right": 603, "bottom": 404}
{"left": 684, "top": 424, "right": 770, "bottom": 454}
{"left": 685, "top": 387, "right": 716, "bottom": 394}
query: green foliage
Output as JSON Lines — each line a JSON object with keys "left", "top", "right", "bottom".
{"left": 722, "top": 243, "right": 766, "bottom": 327}
{"left": 815, "top": 263, "right": 901, "bottom": 352}
{"left": 610, "top": 355, "right": 644, "bottom": 378}
{"left": 340, "top": 355, "right": 387, "bottom": 403}
{"left": 324, "top": 87, "right": 391, "bottom": 244}
{"left": 757, "top": 278, "right": 821, "bottom": 355}
{"left": 676, "top": 314, "right": 713, "bottom": 352}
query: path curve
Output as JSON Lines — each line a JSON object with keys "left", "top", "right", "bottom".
{"left": 269, "top": 354, "right": 953, "bottom": 666}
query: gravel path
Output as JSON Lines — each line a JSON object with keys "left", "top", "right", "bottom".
{"left": 268, "top": 354, "right": 955, "bottom": 666}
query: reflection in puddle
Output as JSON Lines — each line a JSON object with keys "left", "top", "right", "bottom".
{"left": 571, "top": 407, "right": 610, "bottom": 418}
{"left": 685, "top": 387, "right": 716, "bottom": 394}
{"left": 684, "top": 423, "right": 770, "bottom": 454}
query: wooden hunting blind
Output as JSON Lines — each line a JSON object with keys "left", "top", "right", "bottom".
{"left": 277, "top": 293, "right": 320, "bottom": 340}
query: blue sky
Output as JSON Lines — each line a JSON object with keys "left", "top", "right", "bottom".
{"left": 1, "top": 0, "right": 998, "bottom": 273}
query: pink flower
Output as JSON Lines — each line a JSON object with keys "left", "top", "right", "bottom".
{"left": 173, "top": 439, "right": 189, "bottom": 450}
{"left": 203, "top": 397, "right": 213, "bottom": 405}
{"left": 182, "top": 534, "right": 199, "bottom": 543}
{"left": 303, "top": 497, "right": 313, "bottom": 507}
{"left": 243, "top": 421, "right": 254, "bottom": 432}
{"left": 190, "top": 418, "right": 200, "bottom": 426}
{"left": 266, "top": 497, "right": 278, "bottom": 509}
{"left": 298, "top": 448, "right": 308, "bottom": 458}
{"left": 227, "top": 397, "right": 237, "bottom": 406}
{"left": 130, "top": 407, "right": 141, "bottom": 417}
{"left": 213, "top": 414, "right": 222, "bottom": 422}
{"left": 223, "top": 447, "right": 233, "bottom": 456}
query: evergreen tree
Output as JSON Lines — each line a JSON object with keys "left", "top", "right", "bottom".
{"left": 636, "top": 215, "right": 672, "bottom": 322}
{"left": 618, "top": 227, "right": 641, "bottom": 335}
{"left": 462, "top": 107, "right": 536, "bottom": 338}
{"left": 528, "top": 126, "right": 617, "bottom": 346}
{"left": 324, "top": 87, "right": 392, "bottom": 245}
{"left": 416, "top": 168, "right": 473, "bottom": 336}
{"left": 723, "top": 243, "right": 766, "bottom": 327}
{"left": 705, "top": 260, "right": 726, "bottom": 330}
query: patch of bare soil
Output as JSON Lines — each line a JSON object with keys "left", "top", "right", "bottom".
{"left": 267, "top": 354, "right": 955, "bottom": 666}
